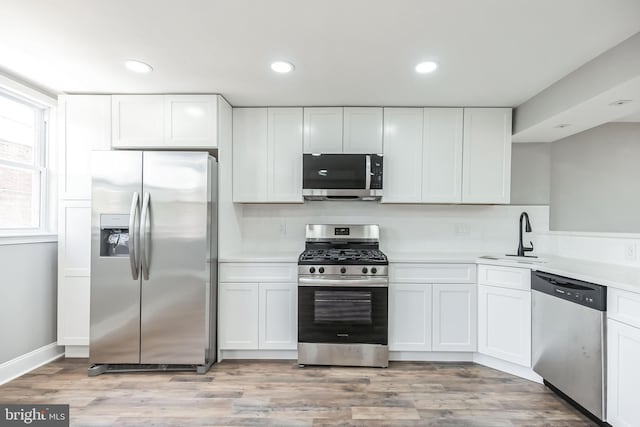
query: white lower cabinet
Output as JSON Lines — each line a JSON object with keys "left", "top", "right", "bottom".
{"left": 219, "top": 283, "right": 260, "bottom": 349}
{"left": 607, "top": 318, "right": 640, "bottom": 427}
{"left": 219, "top": 281, "right": 297, "bottom": 351}
{"left": 432, "top": 283, "right": 477, "bottom": 351}
{"left": 477, "top": 284, "right": 531, "bottom": 367}
{"left": 259, "top": 283, "right": 297, "bottom": 350}
{"left": 389, "top": 283, "right": 432, "bottom": 351}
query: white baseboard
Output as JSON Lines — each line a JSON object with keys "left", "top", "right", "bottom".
{"left": 473, "top": 353, "right": 543, "bottom": 384}
{"left": 390, "top": 351, "right": 474, "bottom": 362}
{"left": 0, "top": 343, "right": 64, "bottom": 385}
{"left": 64, "top": 345, "right": 89, "bottom": 358}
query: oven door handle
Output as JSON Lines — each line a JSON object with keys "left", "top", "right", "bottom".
{"left": 298, "top": 277, "right": 388, "bottom": 287}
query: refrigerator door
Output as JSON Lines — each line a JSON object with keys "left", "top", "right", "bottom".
{"left": 140, "top": 151, "right": 211, "bottom": 364}
{"left": 90, "top": 151, "right": 143, "bottom": 364}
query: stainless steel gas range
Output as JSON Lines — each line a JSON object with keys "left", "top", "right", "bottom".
{"left": 297, "top": 224, "right": 389, "bottom": 368}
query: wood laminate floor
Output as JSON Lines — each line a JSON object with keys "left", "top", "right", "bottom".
{"left": 0, "top": 359, "right": 596, "bottom": 426}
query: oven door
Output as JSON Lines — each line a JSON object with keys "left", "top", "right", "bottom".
{"left": 303, "top": 154, "right": 368, "bottom": 190}
{"left": 298, "top": 282, "right": 388, "bottom": 345}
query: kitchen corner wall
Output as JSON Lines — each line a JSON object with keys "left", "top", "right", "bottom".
{"left": 550, "top": 122, "right": 640, "bottom": 233}
{"left": 0, "top": 242, "right": 58, "bottom": 364}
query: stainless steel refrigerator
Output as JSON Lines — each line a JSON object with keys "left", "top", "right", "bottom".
{"left": 88, "top": 151, "right": 217, "bottom": 375}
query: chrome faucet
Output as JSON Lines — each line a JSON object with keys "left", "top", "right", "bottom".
{"left": 517, "top": 211, "right": 534, "bottom": 257}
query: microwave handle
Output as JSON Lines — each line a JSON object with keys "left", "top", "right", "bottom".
{"left": 365, "top": 155, "right": 371, "bottom": 190}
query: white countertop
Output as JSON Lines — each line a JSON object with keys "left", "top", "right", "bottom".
{"left": 386, "top": 251, "right": 482, "bottom": 264}
{"left": 219, "top": 251, "right": 300, "bottom": 263}
{"left": 219, "top": 250, "right": 640, "bottom": 294}
{"left": 476, "top": 255, "right": 640, "bottom": 294}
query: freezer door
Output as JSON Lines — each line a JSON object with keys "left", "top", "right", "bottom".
{"left": 90, "top": 151, "right": 143, "bottom": 364}
{"left": 140, "top": 151, "right": 211, "bottom": 364}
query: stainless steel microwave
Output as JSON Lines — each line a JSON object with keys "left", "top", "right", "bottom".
{"left": 302, "top": 154, "right": 383, "bottom": 200}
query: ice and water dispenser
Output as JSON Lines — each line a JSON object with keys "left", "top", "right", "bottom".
{"left": 100, "top": 214, "right": 130, "bottom": 257}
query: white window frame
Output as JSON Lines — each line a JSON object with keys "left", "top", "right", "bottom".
{"left": 0, "top": 74, "right": 57, "bottom": 244}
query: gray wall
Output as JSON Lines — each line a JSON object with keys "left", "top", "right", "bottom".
{"left": 511, "top": 143, "right": 550, "bottom": 205}
{"left": 0, "top": 242, "right": 58, "bottom": 364}
{"left": 550, "top": 122, "right": 640, "bottom": 232}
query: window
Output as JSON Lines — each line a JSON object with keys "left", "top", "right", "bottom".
{"left": 0, "top": 91, "right": 47, "bottom": 231}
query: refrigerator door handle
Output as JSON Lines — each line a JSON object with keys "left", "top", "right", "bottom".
{"left": 140, "top": 191, "right": 151, "bottom": 280}
{"left": 128, "top": 192, "right": 140, "bottom": 280}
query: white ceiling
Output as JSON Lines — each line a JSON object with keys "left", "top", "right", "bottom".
{"left": 1, "top": 0, "right": 640, "bottom": 107}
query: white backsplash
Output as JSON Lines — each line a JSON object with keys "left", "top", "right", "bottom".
{"left": 239, "top": 203, "right": 550, "bottom": 256}
{"left": 540, "top": 232, "right": 640, "bottom": 267}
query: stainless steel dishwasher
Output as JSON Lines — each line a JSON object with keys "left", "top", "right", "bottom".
{"left": 531, "top": 271, "right": 607, "bottom": 422}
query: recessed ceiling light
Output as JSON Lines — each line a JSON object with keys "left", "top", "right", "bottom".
{"left": 415, "top": 61, "right": 439, "bottom": 74}
{"left": 271, "top": 61, "right": 295, "bottom": 73}
{"left": 124, "top": 60, "right": 153, "bottom": 73}
{"left": 608, "top": 99, "right": 633, "bottom": 106}
{"left": 555, "top": 124, "right": 571, "bottom": 129}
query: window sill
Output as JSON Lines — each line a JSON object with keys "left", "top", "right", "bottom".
{"left": 0, "top": 234, "right": 58, "bottom": 246}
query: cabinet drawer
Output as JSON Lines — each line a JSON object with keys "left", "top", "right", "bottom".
{"left": 219, "top": 263, "right": 297, "bottom": 283}
{"left": 477, "top": 265, "right": 530, "bottom": 291}
{"left": 390, "top": 263, "right": 476, "bottom": 284}
{"left": 608, "top": 288, "right": 640, "bottom": 329}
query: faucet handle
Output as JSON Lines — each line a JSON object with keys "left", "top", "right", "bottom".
{"left": 526, "top": 241, "right": 534, "bottom": 252}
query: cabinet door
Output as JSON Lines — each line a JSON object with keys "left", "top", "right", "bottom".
{"left": 164, "top": 95, "right": 217, "bottom": 148}
{"left": 259, "top": 283, "right": 297, "bottom": 350}
{"left": 219, "top": 283, "right": 259, "bottom": 349}
{"left": 57, "top": 277, "right": 91, "bottom": 346}
{"left": 232, "top": 108, "right": 268, "bottom": 202}
{"left": 61, "top": 95, "right": 111, "bottom": 199}
{"left": 389, "top": 283, "right": 432, "bottom": 351}
{"left": 343, "top": 107, "right": 383, "bottom": 153}
{"left": 422, "top": 108, "right": 463, "bottom": 203}
{"left": 381, "top": 108, "right": 424, "bottom": 203}
{"left": 608, "top": 319, "right": 640, "bottom": 427}
{"left": 303, "top": 107, "right": 343, "bottom": 153}
{"left": 478, "top": 284, "right": 531, "bottom": 367}
{"left": 432, "top": 283, "right": 477, "bottom": 351}
{"left": 268, "top": 108, "right": 303, "bottom": 202}
{"left": 111, "top": 95, "right": 164, "bottom": 148}
{"left": 462, "top": 108, "right": 512, "bottom": 204}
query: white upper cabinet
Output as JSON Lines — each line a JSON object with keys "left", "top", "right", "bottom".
{"left": 233, "top": 108, "right": 303, "bottom": 203}
{"left": 303, "top": 107, "right": 343, "bottom": 153}
{"left": 233, "top": 108, "right": 269, "bottom": 202}
{"left": 268, "top": 108, "right": 303, "bottom": 202}
{"left": 60, "top": 95, "right": 112, "bottom": 199}
{"left": 164, "top": 95, "right": 218, "bottom": 147}
{"left": 381, "top": 108, "right": 424, "bottom": 203}
{"left": 422, "top": 108, "right": 463, "bottom": 203}
{"left": 112, "top": 95, "right": 218, "bottom": 148}
{"left": 462, "top": 108, "right": 512, "bottom": 204}
{"left": 112, "top": 95, "right": 164, "bottom": 148}
{"left": 343, "top": 107, "right": 383, "bottom": 153}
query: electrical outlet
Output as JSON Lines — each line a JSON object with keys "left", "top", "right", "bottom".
{"left": 279, "top": 223, "right": 287, "bottom": 236}
{"left": 624, "top": 243, "right": 637, "bottom": 261}
{"left": 455, "top": 223, "right": 470, "bottom": 235}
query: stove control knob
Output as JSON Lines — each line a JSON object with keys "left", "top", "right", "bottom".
{"left": 362, "top": 267, "right": 368, "bottom": 274}
{"left": 371, "top": 267, "right": 377, "bottom": 274}
{"left": 319, "top": 267, "right": 325, "bottom": 273}
{"left": 309, "top": 267, "right": 316, "bottom": 274}
{"left": 340, "top": 267, "right": 347, "bottom": 274}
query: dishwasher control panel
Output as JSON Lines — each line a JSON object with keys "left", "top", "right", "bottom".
{"left": 532, "top": 271, "right": 606, "bottom": 311}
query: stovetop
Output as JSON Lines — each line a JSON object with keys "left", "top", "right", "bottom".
{"left": 298, "top": 248, "right": 388, "bottom": 265}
